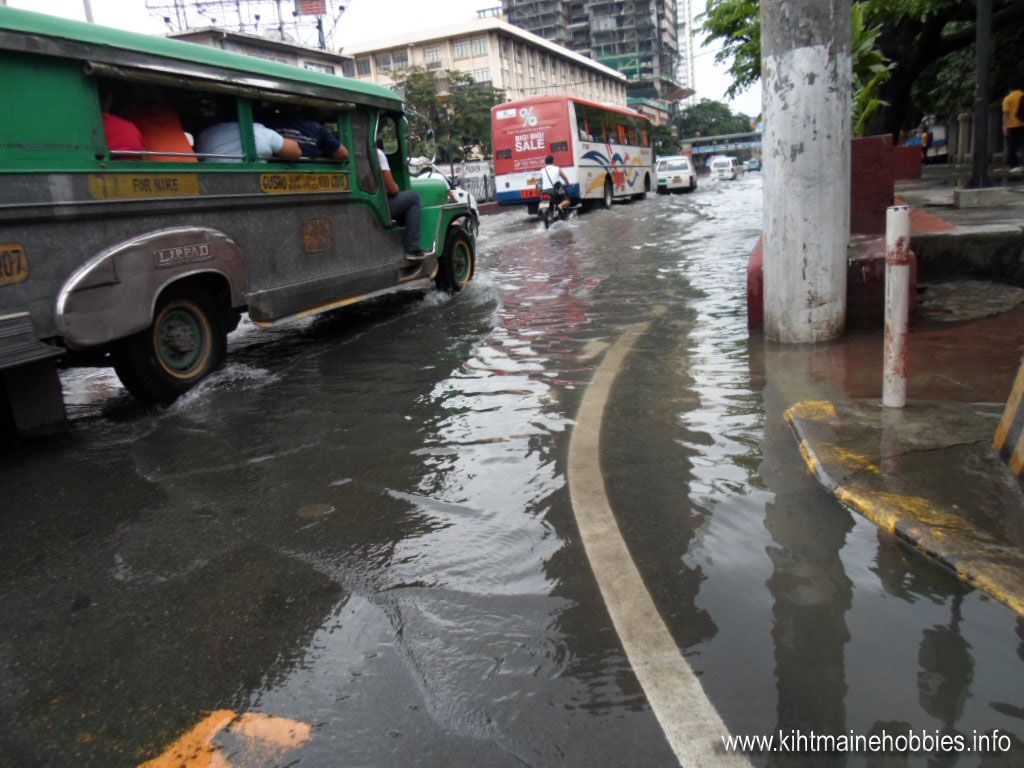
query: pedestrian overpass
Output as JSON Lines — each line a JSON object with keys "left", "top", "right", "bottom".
{"left": 678, "top": 131, "right": 762, "bottom": 156}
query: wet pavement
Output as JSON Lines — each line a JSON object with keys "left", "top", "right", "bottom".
{"left": 3, "top": 175, "right": 1024, "bottom": 767}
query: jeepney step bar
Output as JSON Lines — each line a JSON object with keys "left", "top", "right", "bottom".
{"left": 0, "top": 312, "right": 62, "bottom": 370}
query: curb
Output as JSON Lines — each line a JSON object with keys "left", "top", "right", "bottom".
{"left": 785, "top": 400, "right": 1024, "bottom": 618}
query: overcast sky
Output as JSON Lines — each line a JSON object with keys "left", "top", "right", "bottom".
{"left": 7, "top": 0, "right": 761, "bottom": 116}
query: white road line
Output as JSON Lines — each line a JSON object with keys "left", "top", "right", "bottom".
{"left": 568, "top": 321, "right": 752, "bottom": 768}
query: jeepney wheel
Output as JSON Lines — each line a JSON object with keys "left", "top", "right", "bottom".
{"left": 436, "top": 228, "right": 475, "bottom": 293}
{"left": 114, "top": 286, "right": 228, "bottom": 405}
{"left": 602, "top": 179, "right": 613, "bottom": 209}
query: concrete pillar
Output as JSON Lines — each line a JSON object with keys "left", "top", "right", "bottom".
{"left": 958, "top": 112, "right": 973, "bottom": 163}
{"left": 761, "top": 0, "right": 852, "bottom": 343}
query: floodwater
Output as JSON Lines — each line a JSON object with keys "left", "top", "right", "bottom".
{"left": 2, "top": 175, "right": 1022, "bottom": 767}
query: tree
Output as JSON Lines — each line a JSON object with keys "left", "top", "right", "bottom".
{"left": 675, "top": 99, "right": 752, "bottom": 138}
{"left": 699, "top": 0, "right": 1024, "bottom": 137}
{"left": 391, "top": 66, "right": 505, "bottom": 161}
{"left": 650, "top": 123, "right": 680, "bottom": 155}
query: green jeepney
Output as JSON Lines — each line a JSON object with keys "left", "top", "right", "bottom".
{"left": 0, "top": 7, "right": 476, "bottom": 436}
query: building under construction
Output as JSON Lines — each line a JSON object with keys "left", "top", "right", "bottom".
{"left": 500, "top": 0, "right": 691, "bottom": 102}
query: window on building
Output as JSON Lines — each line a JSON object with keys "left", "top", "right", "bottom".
{"left": 377, "top": 53, "right": 391, "bottom": 71}
{"left": 425, "top": 47, "right": 440, "bottom": 64}
{"left": 472, "top": 36, "right": 488, "bottom": 56}
{"left": 453, "top": 39, "right": 470, "bottom": 59}
{"left": 303, "top": 61, "right": 335, "bottom": 74}
{"left": 392, "top": 50, "right": 409, "bottom": 68}
{"left": 341, "top": 60, "right": 355, "bottom": 77}
{"left": 356, "top": 57, "right": 371, "bottom": 76}
{"left": 473, "top": 68, "right": 490, "bottom": 84}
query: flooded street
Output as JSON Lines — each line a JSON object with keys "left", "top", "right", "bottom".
{"left": 3, "top": 175, "right": 1023, "bottom": 767}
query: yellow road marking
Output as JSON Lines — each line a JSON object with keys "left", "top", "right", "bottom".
{"left": 568, "top": 319, "right": 752, "bottom": 767}
{"left": 784, "top": 400, "right": 838, "bottom": 423}
{"left": 139, "top": 711, "right": 311, "bottom": 768}
{"left": 994, "top": 361, "right": 1024, "bottom": 451}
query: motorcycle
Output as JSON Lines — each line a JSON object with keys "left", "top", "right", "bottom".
{"left": 541, "top": 185, "right": 574, "bottom": 229}
{"left": 409, "top": 157, "right": 480, "bottom": 238}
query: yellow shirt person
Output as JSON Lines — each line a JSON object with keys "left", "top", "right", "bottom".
{"left": 1003, "top": 87, "right": 1024, "bottom": 172}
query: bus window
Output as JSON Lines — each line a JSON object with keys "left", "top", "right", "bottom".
{"left": 627, "top": 125, "right": 637, "bottom": 145}
{"left": 579, "top": 120, "right": 589, "bottom": 142}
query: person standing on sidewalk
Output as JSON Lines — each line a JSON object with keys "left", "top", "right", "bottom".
{"left": 1003, "top": 82, "right": 1024, "bottom": 174}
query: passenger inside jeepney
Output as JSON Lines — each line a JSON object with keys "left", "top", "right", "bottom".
{"left": 195, "top": 101, "right": 301, "bottom": 162}
{"left": 260, "top": 104, "right": 349, "bottom": 162}
{"left": 122, "top": 85, "right": 196, "bottom": 162}
{"left": 100, "top": 88, "right": 144, "bottom": 156}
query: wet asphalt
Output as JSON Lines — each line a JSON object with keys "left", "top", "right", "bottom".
{"left": 2, "top": 175, "right": 1023, "bottom": 767}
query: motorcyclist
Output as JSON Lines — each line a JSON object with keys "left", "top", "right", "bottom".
{"left": 541, "top": 154, "right": 571, "bottom": 215}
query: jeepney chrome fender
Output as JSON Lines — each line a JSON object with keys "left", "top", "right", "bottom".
{"left": 56, "top": 226, "right": 248, "bottom": 350}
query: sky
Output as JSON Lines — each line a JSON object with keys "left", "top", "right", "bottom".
{"left": 6, "top": 0, "right": 762, "bottom": 116}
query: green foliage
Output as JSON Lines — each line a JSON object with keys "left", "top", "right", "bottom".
{"left": 391, "top": 66, "right": 505, "bottom": 161}
{"left": 650, "top": 123, "right": 680, "bottom": 154}
{"left": 675, "top": 99, "right": 752, "bottom": 138}
{"left": 700, "top": 0, "right": 1024, "bottom": 134}
{"left": 851, "top": 2, "right": 893, "bottom": 137}
{"left": 699, "top": 0, "right": 760, "bottom": 100}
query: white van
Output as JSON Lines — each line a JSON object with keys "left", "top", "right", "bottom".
{"left": 709, "top": 155, "right": 743, "bottom": 181}
{"left": 656, "top": 155, "right": 697, "bottom": 193}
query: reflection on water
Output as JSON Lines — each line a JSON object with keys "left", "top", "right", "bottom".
{"left": 2, "top": 176, "right": 1022, "bottom": 766}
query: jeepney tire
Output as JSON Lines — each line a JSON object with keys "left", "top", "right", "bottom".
{"left": 436, "top": 228, "right": 475, "bottom": 294}
{"left": 602, "top": 179, "right": 613, "bottom": 209}
{"left": 114, "top": 286, "right": 228, "bottom": 405}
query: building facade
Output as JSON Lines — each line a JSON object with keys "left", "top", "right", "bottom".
{"left": 501, "top": 0, "right": 691, "bottom": 102}
{"left": 171, "top": 28, "right": 353, "bottom": 75}
{"left": 340, "top": 17, "right": 628, "bottom": 106}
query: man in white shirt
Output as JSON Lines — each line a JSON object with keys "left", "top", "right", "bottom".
{"left": 377, "top": 144, "right": 424, "bottom": 260}
{"left": 542, "top": 154, "right": 571, "bottom": 214}
{"left": 196, "top": 122, "right": 301, "bottom": 162}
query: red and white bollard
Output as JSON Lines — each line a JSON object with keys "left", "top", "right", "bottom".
{"left": 883, "top": 205, "right": 912, "bottom": 408}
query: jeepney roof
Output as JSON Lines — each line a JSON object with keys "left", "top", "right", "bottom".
{"left": 0, "top": 6, "right": 403, "bottom": 109}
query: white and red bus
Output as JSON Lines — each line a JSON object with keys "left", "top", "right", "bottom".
{"left": 492, "top": 96, "right": 654, "bottom": 213}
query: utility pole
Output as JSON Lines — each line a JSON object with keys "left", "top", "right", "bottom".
{"left": 968, "top": 0, "right": 993, "bottom": 189}
{"left": 760, "top": 1, "right": 852, "bottom": 343}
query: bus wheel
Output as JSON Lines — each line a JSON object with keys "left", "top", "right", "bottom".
{"left": 602, "top": 180, "right": 613, "bottom": 209}
{"left": 114, "top": 285, "right": 228, "bottom": 405}
{"left": 436, "top": 228, "right": 475, "bottom": 293}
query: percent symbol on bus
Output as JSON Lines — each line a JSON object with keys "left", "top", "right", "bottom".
{"left": 520, "top": 107, "right": 538, "bottom": 127}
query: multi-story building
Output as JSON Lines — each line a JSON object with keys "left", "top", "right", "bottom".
{"left": 340, "top": 16, "right": 628, "bottom": 106}
{"left": 676, "top": 0, "right": 696, "bottom": 102}
{"left": 171, "top": 27, "right": 353, "bottom": 75}
{"left": 502, "top": 0, "right": 691, "bottom": 102}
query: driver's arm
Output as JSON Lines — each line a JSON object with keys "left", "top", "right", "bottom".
{"left": 381, "top": 168, "right": 400, "bottom": 196}
{"left": 559, "top": 168, "right": 569, "bottom": 184}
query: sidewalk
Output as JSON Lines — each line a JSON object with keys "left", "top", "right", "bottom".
{"left": 785, "top": 165, "right": 1024, "bottom": 618}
